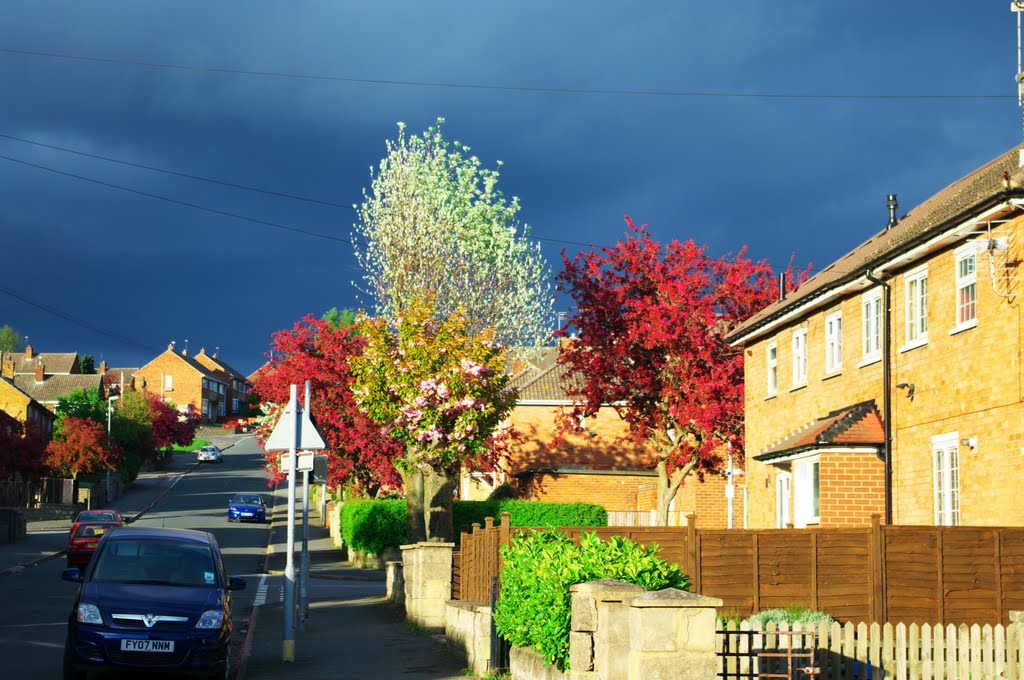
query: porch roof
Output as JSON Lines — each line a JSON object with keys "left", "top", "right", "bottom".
{"left": 754, "top": 400, "right": 884, "bottom": 462}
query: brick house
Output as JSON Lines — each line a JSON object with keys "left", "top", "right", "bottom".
{"left": 0, "top": 375, "right": 56, "bottom": 441}
{"left": 192, "top": 348, "right": 253, "bottom": 419}
{"left": 462, "top": 347, "right": 744, "bottom": 527}
{"left": 1, "top": 346, "right": 106, "bottom": 413}
{"left": 135, "top": 344, "right": 230, "bottom": 423}
{"left": 725, "top": 144, "right": 1024, "bottom": 528}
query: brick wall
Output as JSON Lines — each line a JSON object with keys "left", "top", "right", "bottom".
{"left": 742, "top": 214, "right": 1024, "bottom": 527}
{"left": 517, "top": 471, "right": 656, "bottom": 511}
{"left": 819, "top": 450, "right": 885, "bottom": 527}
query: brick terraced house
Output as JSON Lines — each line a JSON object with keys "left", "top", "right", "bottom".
{"left": 135, "top": 344, "right": 230, "bottom": 423}
{"left": 1, "top": 345, "right": 106, "bottom": 414}
{"left": 193, "top": 348, "right": 253, "bottom": 420}
{"left": 461, "top": 347, "right": 745, "bottom": 527}
{"left": 726, "top": 144, "right": 1024, "bottom": 528}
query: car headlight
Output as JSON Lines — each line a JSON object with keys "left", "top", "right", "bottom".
{"left": 196, "top": 610, "right": 224, "bottom": 629}
{"left": 77, "top": 603, "right": 104, "bottom": 625}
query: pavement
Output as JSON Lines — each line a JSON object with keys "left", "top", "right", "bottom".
{"left": 240, "top": 481, "right": 469, "bottom": 680}
{"left": 0, "top": 434, "right": 240, "bottom": 576}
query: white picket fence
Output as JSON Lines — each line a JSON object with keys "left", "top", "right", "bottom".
{"left": 605, "top": 510, "right": 688, "bottom": 526}
{"left": 717, "top": 620, "right": 1024, "bottom": 680}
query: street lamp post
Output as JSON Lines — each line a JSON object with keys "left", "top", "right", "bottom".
{"left": 107, "top": 395, "right": 119, "bottom": 505}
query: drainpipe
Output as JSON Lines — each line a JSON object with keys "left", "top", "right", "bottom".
{"left": 865, "top": 270, "right": 893, "bottom": 524}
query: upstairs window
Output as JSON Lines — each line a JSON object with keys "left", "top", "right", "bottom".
{"left": 164, "top": 375, "right": 173, "bottom": 391}
{"left": 766, "top": 341, "right": 778, "bottom": 396}
{"left": 955, "top": 244, "right": 977, "bottom": 328}
{"left": 862, "top": 289, "right": 882, "bottom": 361}
{"left": 905, "top": 265, "right": 929, "bottom": 347}
{"left": 824, "top": 311, "right": 842, "bottom": 374}
{"left": 792, "top": 328, "right": 807, "bottom": 386}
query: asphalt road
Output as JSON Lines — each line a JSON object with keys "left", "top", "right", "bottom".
{"left": 0, "top": 436, "right": 272, "bottom": 679}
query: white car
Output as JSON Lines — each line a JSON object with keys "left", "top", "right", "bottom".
{"left": 197, "top": 445, "right": 223, "bottom": 463}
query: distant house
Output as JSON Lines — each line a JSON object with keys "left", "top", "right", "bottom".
{"left": 135, "top": 344, "right": 230, "bottom": 423}
{"left": 0, "top": 375, "right": 56, "bottom": 441}
{"left": 1, "top": 345, "right": 106, "bottom": 413}
{"left": 193, "top": 348, "right": 253, "bottom": 419}
{"left": 725, "top": 143, "right": 1024, "bottom": 528}
{"left": 461, "top": 346, "right": 743, "bottom": 527}
{"left": 101, "top": 364, "right": 140, "bottom": 398}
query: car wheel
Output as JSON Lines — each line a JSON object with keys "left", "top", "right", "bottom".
{"left": 207, "top": 644, "right": 231, "bottom": 680}
{"left": 63, "top": 634, "right": 87, "bottom": 680}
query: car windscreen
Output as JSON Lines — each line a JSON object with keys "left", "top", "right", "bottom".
{"left": 78, "top": 512, "right": 116, "bottom": 522}
{"left": 73, "top": 524, "right": 116, "bottom": 539}
{"left": 91, "top": 538, "right": 219, "bottom": 588}
{"left": 232, "top": 496, "right": 262, "bottom": 505}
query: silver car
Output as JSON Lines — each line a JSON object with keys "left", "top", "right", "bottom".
{"left": 196, "top": 445, "right": 223, "bottom": 464}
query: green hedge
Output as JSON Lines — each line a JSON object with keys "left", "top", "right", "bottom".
{"left": 494, "top": 529, "right": 689, "bottom": 671}
{"left": 338, "top": 499, "right": 607, "bottom": 555}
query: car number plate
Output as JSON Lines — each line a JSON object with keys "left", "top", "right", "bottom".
{"left": 87, "top": 542, "right": 97, "bottom": 548}
{"left": 121, "top": 639, "right": 174, "bottom": 652}
{"left": 242, "top": 512, "right": 253, "bottom": 516}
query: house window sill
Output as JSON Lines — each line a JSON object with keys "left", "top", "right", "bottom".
{"left": 764, "top": 393, "right": 777, "bottom": 401}
{"left": 898, "top": 338, "right": 928, "bottom": 354}
{"left": 789, "top": 384, "right": 807, "bottom": 393}
{"left": 822, "top": 370, "right": 842, "bottom": 381}
{"left": 858, "top": 355, "right": 881, "bottom": 369}
{"left": 949, "top": 321, "right": 977, "bottom": 336}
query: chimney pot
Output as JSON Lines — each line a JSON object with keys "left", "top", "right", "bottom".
{"left": 779, "top": 272, "right": 787, "bottom": 301}
{"left": 887, "top": 193, "right": 899, "bottom": 230}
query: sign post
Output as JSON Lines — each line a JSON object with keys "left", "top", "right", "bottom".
{"left": 300, "top": 381, "right": 311, "bottom": 629}
{"left": 263, "top": 382, "right": 326, "bottom": 662}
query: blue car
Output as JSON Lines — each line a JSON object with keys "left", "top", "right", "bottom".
{"left": 227, "top": 493, "right": 267, "bottom": 523}
{"left": 61, "top": 526, "right": 245, "bottom": 680}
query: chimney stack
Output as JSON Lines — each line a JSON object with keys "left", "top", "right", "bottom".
{"left": 35, "top": 361, "right": 44, "bottom": 383}
{"left": 887, "top": 194, "right": 899, "bottom": 230}
{"left": 24, "top": 344, "right": 33, "bottom": 360}
{"left": 99, "top": 360, "right": 107, "bottom": 374}
{"left": 779, "top": 272, "right": 787, "bottom": 301}
{"left": 1, "top": 354, "right": 13, "bottom": 379}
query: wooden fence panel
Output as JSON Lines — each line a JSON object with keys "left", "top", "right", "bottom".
{"left": 757, "top": 531, "right": 815, "bottom": 611}
{"left": 700, "top": 530, "right": 755, "bottom": 615}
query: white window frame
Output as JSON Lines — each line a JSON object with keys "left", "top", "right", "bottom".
{"left": 861, "top": 288, "right": 882, "bottom": 364}
{"left": 792, "top": 328, "right": 807, "bottom": 386}
{"left": 776, "top": 471, "right": 792, "bottom": 529}
{"left": 932, "top": 432, "right": 961, "bottom": 526}
{"left": 766, "top": 341, "right": 778, "bottom": 397}
{"left": 164, "top": 374, "right": 173, "bottom": 390}
{"left": 201, "top": 398, "right": 209, "bottom": 415}
{"left": 202, "top": 378, "right": 208, "bottom": 389}
{"left": 218, "top": 401, "right": 226, "bottom": 417}
{"left": 793, "top": 456, "right": 821, "bottom": 528}
{"left": 824, "top": 311, "right": 842, "bottom": 375}
{"left": 954, "top": 243, "right": 977, "bottom": 331}
{"left": 904, "top": 264, "right": 929, "bottom": 349}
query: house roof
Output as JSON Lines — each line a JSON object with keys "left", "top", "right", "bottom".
{"left": 7, "top": 351, "right": 80, "bottom": 375}
{"left": 139, "top": 347, "right": 228, "bottom": 384}
{"left": 12, "top": 373, "right": 105, "bottom": 404}
{"left": 195, "top": 350, "right": 249, "bottom": 383}
{"left": 753, "top": 400, "right": 884, "bottom": 462}
{"left": 727, "top": 143, "right": 1024, "bottom": 345}
{"left": 0, "top": 376, "right": 52, "bottom": 419}
{"left": 508, "top": 346, "right": 584, "bottom": 401}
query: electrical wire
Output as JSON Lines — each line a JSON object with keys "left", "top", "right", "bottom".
{"left": 0, "top": 47, "right": 1013, "bottom": 102}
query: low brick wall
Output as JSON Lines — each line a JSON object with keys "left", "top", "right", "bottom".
{"left": 446, "top": 600, "right": 493, "bottom": 677}
{"left": 401, "top": 542, "right": 454, "bottom": 632}
{"left": 510, "top": 646, "right": 568, "bottom": 680}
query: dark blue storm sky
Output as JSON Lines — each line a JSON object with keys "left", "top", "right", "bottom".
{"left": 0, "top": 2, "right": 1019, "bottom": 375}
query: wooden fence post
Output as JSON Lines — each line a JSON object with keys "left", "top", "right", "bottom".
{"left": 870, "top": 513, "right": 883, "bottom": 623}
{"left": 686, "top": 513, "right": 699, "bottom": 592}
{"left": 471, "top": 522, "right": 482, "bottom": 603}
{"left": 752, "top": 532, "right": 760, "bottom": 615}
{"left": 498, "top": 512, "right": 510, "bottom": 572}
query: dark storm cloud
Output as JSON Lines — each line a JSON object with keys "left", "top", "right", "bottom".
{"left": 0, "top": 1, "right": 1017, "bottom": 373}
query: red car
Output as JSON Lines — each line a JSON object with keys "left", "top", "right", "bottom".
{"left": 67, "top": 522, "right": 120, "bottom": 568}
{"left": 69, "top": 509, "right": 131, "bottom": 540}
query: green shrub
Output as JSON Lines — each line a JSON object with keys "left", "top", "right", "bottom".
{"left": 337, "top": 499, "right": 608, "bottom": 554}
{"left": 747, "top": 607, "right": 834, "bottom": 626}
{"left": 339, "top": 499, "right": 407, "bottom": 555}
{"left": 493, "top": 529, "right": 689, "bottom": 671}
{"left": 486, "top": 483, "right": 515, "bottom": 500}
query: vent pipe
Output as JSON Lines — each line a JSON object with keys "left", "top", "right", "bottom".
{"left": 886, "top": 194, "right": 899, "bottom": 230}
{"left": 778, "top": 272, "right": 786, "bottom": 301}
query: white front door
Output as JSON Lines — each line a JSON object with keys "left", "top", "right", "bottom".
{"left": 776, "top": 472, "right": 791, "bottom": 528}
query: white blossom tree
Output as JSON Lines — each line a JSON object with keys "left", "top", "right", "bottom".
{"left": 352, "top": 119, "right": 553, "bottom": 351}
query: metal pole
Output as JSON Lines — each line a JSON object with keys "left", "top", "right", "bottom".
{"left": 299, "top": 380, "right": 311, "bottom": 627}
{"left": 726, "top": 447, "right": 735, "bottom": 529}
{"left": 282, "top": 384, "right": 298, "bottom": 662}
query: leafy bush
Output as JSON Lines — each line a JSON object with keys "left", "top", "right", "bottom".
{"left": 747, "top": 607, "right": 834, "bottom": 626}
{"left": 340, "top": 499, "right": 407, "bottom": 555}
{"left": 494, "top": 529, "right": 689, "bottom": 671}
{"left": 337, "top": 499, "right": 608, "bottom": 554}
{"left": 486, "top": 483, "right": 515, "bottom": 500}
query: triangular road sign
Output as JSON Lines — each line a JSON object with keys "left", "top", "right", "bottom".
{"left": 264, "top": 403, "right": 326, "bottom": 451}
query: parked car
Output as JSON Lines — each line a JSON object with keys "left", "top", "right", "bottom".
{"left": 196, "top": 445, "right": 223, "bottom": 464}
{"left": 70, "top": 510, "right": 131, "bottom": 539}
{"left": 226, "top": 494, "right": 266, "bottom": 523}
{"left": 61, "top": 526, "right": 245, "bottom": 680}
{"left": 67, "top": 522, "right": 120, "bottom": 569}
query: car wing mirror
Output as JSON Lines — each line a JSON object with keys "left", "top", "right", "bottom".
{"left": 228, "top": 576, "right": 247, "bottom": 591}
{"left": 124, "top": 517, "right": 135, "bottom": 524}
{"left": 62, "top": 567, "right": 83, "bottom": 583}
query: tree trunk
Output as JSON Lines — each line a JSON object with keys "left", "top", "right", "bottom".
{"left": 400, "top": 468, "right": 427, "bottom": 543}
{"left": 654, "top": 456, "right": 692, "bottom": 526}
{"left": 422, "top": 467, "right": 457, "bottom": 542}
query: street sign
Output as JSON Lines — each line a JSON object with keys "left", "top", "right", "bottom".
{"left": 264, "top": 404, "right": 326, "bottom": 451}
{"left": 279, "top": 452, "right": 315, "bottom": 473}
{"left": 312, "top": 454, "right": 329, "bottom": 483}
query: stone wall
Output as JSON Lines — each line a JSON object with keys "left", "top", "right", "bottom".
{"left": 400, "top": 542, "right": 453, "bottom": 632}
{"left": 445, "top": 600, "right": 493, "bottom": 677}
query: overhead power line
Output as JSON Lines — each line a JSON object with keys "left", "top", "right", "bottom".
{"left": 0, "top": 47, "right": 1013, "bottom": 102}
{"left": 0, "top": 286, "right": 159, "bottom": 354}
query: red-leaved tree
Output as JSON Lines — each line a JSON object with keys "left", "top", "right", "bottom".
{"left": 557, "top": 217, "right": 807, "bottom": 524}
{"left": 149, "top": 395, "right": 202, "bottom": 451}
{"left": 0, "top": 411, "right": 49, "bottom": 479}
{"left": 252, "top": 314, "right": 403, "bottom": 495}
{"left": 45, "top": 416, "right": 121, "bottom": 480}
